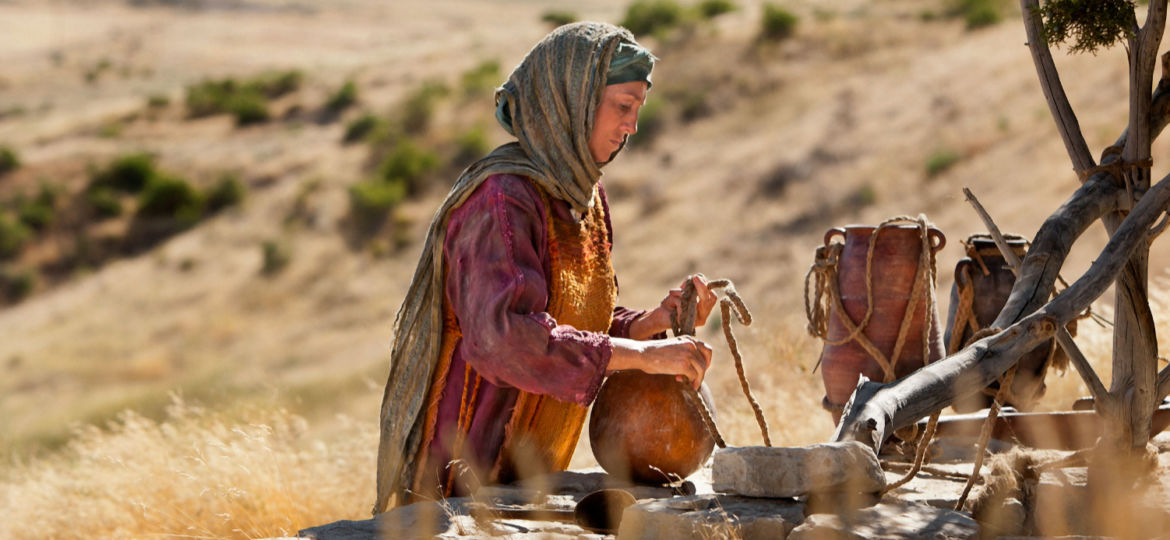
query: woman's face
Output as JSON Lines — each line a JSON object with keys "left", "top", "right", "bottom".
{"left": 589, "top": 81, "right": 649, "bottom": 163}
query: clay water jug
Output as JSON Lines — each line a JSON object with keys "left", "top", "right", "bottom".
{"left": 945, "top": 235, "right": 1064, "bottom": 412}
{"left": 588, "top": 372, "right": 716, "bottom": 484}
{"left": 819, "top": 224, "right": 946, "bottom": 423}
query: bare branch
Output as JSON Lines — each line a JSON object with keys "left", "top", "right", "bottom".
{"left": 1019, "top": 0, "right": 1095, "bottom": 173}
{"left": 962, "top": 187, "right": 1110, "bottom": 405}
{"left": 1159, "top": 365, "right": 1170, "bottom": 403}
{"left": 1150, "top": 212, "right": 1170, "bottom": 241}
{"left": 836, "top": 170, "right": 1170, "bottom": 450}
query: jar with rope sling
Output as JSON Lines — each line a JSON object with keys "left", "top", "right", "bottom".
{"left": 810, "top": 220, "right": 946, "bottom": 424}
{"left": 945, "top": 234, "right": 1070, "bottom": 412}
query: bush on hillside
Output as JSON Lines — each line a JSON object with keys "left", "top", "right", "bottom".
{"left": 379, "top": 140, "right": 439, "bottom": 192}
{"left": 460, "top": 60, "right": 501, "bottom": 97}
{"left": 87, "top": 187, "right": 123, "bottom": 219}
{"left": 204, "top": 174, "right": 245, "bottom": 214}
{"left": 260, "top": 239, "right": 291, "bottom": 276}
{"left": 227, "top": 91, "right": 270, "bottom": 126}
{"left": 628, "top": 96, "right": 665, "bottom": 148}
{"left": 453, "top": 126, "right": 490, "bottom": 168}
{"left": 925, "top": 147, "right": 961, "bottom": 178}
{"left": 621, "top": 0, "right": 684, "bottom": 36}
{"left": 402, "top": 81, "right": 449, "bottom": 135}
{"left": 697, "top": 0, "right": 737, "bottom": 19}
{"left": 325, "top": 80, "right": 358, "bottom": 113}
{"left": 147, "top": 94, "right": 171, "bottom": 108}
{"left": 348, "top": 179, "right": 407, "bottom": 231}
{"left": 761, "top": 3, "right": 799, "bottom": 41}
{"left": 0, "top": 146, "right": 20, "bottom": 176}
{"left": 136, "top": 175, "right": 204, "bottom": 226}
{"left": 0, "top": 215, "right": 30, "bottom": 260}
{"left": 0, "top": 265, "right": 35, "bottom": 303}
{"left": 956, "top": 0, "right": 1001, "bottom": 29}
{"left": 90, "top": 152, "right": 157, "bottom": 193}
{"left": 343, "top": 114, "right": 382, "bottom": 143}
{"left": 541, "top": 10, "right": 578, "bottom": 27}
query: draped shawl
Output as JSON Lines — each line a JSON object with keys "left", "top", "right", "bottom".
{"left": 373, "top": 22, "right": 645, "bottom": 514}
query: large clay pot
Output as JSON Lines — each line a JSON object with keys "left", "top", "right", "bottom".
{"left": 819, "top": 224, "right": 946, "bottom": 423}
{"left": 589, "top": 372, "right": 716, "bottom": 484}
{"left": 945, "top": 235, "right": 1061, "bottom": 412}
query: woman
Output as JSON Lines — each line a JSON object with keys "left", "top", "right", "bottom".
{"left": 373, "top": 22, "right": 716, "bottom": 513}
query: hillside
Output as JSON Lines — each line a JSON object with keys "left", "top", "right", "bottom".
{"left": 2, "top": 0, "right": 1170, "bottom": 537}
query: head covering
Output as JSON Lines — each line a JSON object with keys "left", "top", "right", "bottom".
{"left": 495, "top": 40, "right": 655, "bottom": 137}
{"left": 373, "top": 22, "right": 653, "bottom": 514}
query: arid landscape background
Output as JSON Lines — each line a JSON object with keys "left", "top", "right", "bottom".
{"left": 2, "top": 0, "right": 1170, "bottom": 537}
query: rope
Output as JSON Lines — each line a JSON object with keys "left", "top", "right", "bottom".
{"left": 804, "top": 216, "right": 940, "bottom": 385}
{"left": 955, "top": 360, "right": 1017, "bottom": 511}
{"left": 1075, "top": 145, "right": 1153, "bottom": 196}
{"left": 670, "top": 276, "right": 772, "bottom": 447}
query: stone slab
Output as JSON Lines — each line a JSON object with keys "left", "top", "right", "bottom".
{"left": 713, "top": 442, "right": 884, "bottom": 498}
{"left": 616, "top": 494, "right": 805, "bottom": 540}
{"left": 788, "top": 501, "right": 979, "bottom": 539}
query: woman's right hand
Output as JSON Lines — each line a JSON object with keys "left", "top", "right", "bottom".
{"left": 608, "top": 336, "right": 713, "bottom": 390}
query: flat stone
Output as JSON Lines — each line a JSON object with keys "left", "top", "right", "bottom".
{"left": 616, "top": 494, "right": 805, "bottom": 540}
{"left": 880, "top": 469, "right": 968, "bottom": 509}
{"left": 713, "top": 442, "right": 884, "bottom": 498}
{"left": 788, "top": 502, "right": 979, "bottom": 539}
{"left": 298, "top": 518, "right": 379, "bottom": 540}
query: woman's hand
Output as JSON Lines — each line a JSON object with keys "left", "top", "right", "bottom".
{"left": 608, "top": 336, "right": 713, "bottom": 390}
{"left": 629, "top": 274, "right": 719, "bottom": 340}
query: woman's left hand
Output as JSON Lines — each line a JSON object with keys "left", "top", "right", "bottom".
{"left": 631, "top": 274, "right": 718, "bottom": 339}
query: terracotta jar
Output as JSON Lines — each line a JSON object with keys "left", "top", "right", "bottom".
{"left": 589, "top": 372, "right": 716, "bottom": 484}
{"left": 945, "top": 235, "right": 1061, "bottom": 412}
{"left": 819, "top": 224, "right": 946, "bottom": 423}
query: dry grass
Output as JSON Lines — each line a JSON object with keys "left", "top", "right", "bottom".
{"left": 0, "top": 398, "right": 376, "bottom": 540}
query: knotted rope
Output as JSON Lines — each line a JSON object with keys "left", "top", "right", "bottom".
{"left": 670, "top": 277, "right": 772, "bottom": 448}
{"left": 804, "top": 216, "right": 941, "bottom": 387}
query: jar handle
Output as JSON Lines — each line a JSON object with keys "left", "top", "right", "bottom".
{"left": 929, "top": 228, "right": 946, "bottom": 253}
{"left": 824, "top": 227, "right": 846, "bottom": 246}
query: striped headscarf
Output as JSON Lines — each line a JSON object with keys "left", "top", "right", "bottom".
{"left": 373, "top": 22, "right": 653, "bottom": 514}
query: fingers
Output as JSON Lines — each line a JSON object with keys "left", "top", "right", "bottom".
{"left": 680, "top": 336, "right": 712, "bottom": 390}
{"left": 691, "top": 275, "right": 718, "bottom": 326}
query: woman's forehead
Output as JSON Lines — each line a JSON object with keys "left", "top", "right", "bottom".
{"left": 605, "top": 81, "right": 648, "bottom": 101}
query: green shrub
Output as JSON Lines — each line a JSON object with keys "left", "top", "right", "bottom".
{"left": 247, "top": 69, "right": 303, "bottom": 98}
{"left": 18, "top": 199, "right": 54, "bottom": 231}
{"left": 926, "top": 148, "right": 961, "bottom": 177}
{"left": 260, "top": 239, "right": 291, "bottom": 276}
{"left": 0, "top": 215, "right": 30, "bottom": 260}
{"left": 454, "top": 126, "right": 490, "bottom": 167}
{"left": 380, "top": 140, "right": 439, "bottom": 190}
{"left": 0, "top": 266, "right": 34, "bottom": 301}
{"left": 849, "top": 183, "right": 877, "bottom": 207}
{"left": 0, "top": 266, "right": 35, "bottom": 303}
{"left": 136, "top": 175, "right": 204, "bottom": 226}
{"left": 761, "top": 3, "right": 799, "bottom": 41}
{"left": 629, "top": 96, "right": 665, "bottom": 148}
{"left": 0, "top": 146, "right": 19, "bottom": 176}
{"left": 227, "top": 91, "right": 270, "bottom": 125}
{"left": 147, "top": 94, "right": 170, "bottom": 108}
{"left": 343, "top": 114, "right": 382, "bottom": 143}
{"left": 678, "top": 89, "right": 711, "bottom": 122}
{"left": 460, "top": 60, "right": 501, "bottom": 97}
{"left": 1036, "top": 0, "right": 1132, "bottom": 53}
{"left": 186, "top": 79, "right": 238, "bottom": 118}
{"left": 349, "top": 178, "right": 407, "bottom": 230}
{"left": 204, "top": 174, "right": 245, "bottom": 214}
{"left": 326, "top": 80, "right": 358, "bottom": 112}
{"left": 86, "top": 187, "right": 123, "bottom": 219}
{"left": 402, "top": 81, "right": 449, "bottom": 134}
{"left": 621, "top": 0, "right": 684, "bottom": 36}
{"left": 91, "top": 153, "right": 157, "bottom": 193}
{"left": 697, "top": 0, "right": 736, "bottom": 19}
{"left": 541, "top": 10, "right": 578, "bottom": 27}
{"left": 958, "top": 0, "right": 1001, "bottom": 29}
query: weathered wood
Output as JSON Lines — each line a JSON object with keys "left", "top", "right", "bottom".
{"left": 834, "top": 170, "right": 1170, "bottom": 450}
{"left": 1019, "top": 0, "right": 1095, "bottom": 173}
{"left": 962, "top": 187, "right": 1110, "bottom": 406}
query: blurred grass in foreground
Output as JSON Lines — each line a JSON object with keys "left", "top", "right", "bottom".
{"left": 1, "top": 398, "right": 376, "bottom": 540}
